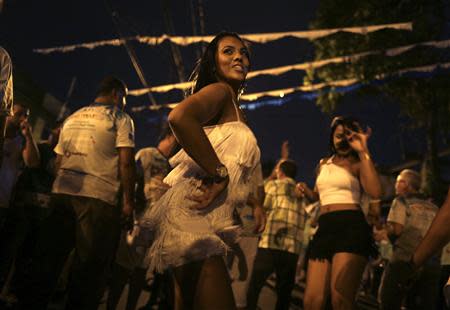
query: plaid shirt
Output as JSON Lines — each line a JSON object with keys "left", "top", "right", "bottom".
{"left": 258, "top": 177, "right": 305, "bottom": 255}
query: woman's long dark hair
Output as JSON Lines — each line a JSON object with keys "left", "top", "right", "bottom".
{"left": 186, "top": 31, "right": 251, "bottom": 97}
{"left": 329, "top": 116, "right": 363, "bottom": 158}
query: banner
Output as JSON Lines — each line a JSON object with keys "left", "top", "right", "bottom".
{"left": 130, "top": 61, "right": 450, "bottom": 112}
{"left": 34, "top": 22, "right": 412, "bottom": 54}
{"left": 241, "top": 61, "right": 450, "bottom": 101}
{"left": 128, "top": 38, "right": 450, "bottom": 96}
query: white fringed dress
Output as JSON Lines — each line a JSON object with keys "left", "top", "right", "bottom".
{"left": 141, "top": 120, "right": 260, "bottom": 272}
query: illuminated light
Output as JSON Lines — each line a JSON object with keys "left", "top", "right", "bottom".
{"left": 131, "top": 65, "right": 448, "bottom": 114}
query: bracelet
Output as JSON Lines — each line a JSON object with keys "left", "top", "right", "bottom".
{"left": 359, "top": 152, "right": 371, "bottom": 161}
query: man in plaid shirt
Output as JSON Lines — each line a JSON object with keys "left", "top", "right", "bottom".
{"left": 247, "top": 159, "right": 305, "bottom": 310}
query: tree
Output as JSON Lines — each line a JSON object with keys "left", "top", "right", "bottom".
{"left": 306, "top": 0, "right": 450, "bottom": 201}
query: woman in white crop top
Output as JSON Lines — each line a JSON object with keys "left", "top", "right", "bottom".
{"left": 140, "top": 32, "right": 260, "bottom": 310}
{"left": 299, "top": 116, "right": 382, "bottom": 310}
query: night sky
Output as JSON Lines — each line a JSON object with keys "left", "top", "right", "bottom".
{"left": 1, "top": 0, "right": 448, "bottom": 186}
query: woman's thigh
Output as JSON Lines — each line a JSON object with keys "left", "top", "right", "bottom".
{"left": 173, "top": 256, "right": 236, "bottom": 310}
{"left": 195, "top": 255, "right": 236, "bottom": 310}
{"left": 173, "top": 260, "right": 203, "bottom": 310}
{"left": 330, "top": 252, "right": 367, "bottom": 309}
{"left": 303, "top": 259, "right": 331, "bottom": 310}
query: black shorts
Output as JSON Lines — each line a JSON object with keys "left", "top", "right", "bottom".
{"left": 309, "top": 210, "right": 378, "bottom": 262}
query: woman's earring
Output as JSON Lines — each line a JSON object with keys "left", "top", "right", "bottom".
{"left": 238, "top": 81, "right": 247, "bottom": 99}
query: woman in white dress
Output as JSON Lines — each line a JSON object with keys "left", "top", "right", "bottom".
{"left": 141, "top": 32, "right": 260, "bottom": 309}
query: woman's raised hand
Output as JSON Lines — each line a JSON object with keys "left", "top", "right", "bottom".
{"left": 345, "top": 126, "right": 372, "bottom": 154}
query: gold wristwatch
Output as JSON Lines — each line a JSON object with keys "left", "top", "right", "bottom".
{"left": 214, "top": 164, "right": 229, "bottom": 183}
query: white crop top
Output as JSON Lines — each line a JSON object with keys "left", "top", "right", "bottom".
{"left": 315, "top": 157, "right": 361, "bottom": 206}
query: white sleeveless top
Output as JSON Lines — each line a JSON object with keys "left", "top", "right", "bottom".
{"left": 141, "top": 101, "right": 261, "bottom": 272}
{"left": 316, "top": 157, "right": 361, "bottom": 206}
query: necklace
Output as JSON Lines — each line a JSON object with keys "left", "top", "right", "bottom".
{"left": 232, "top": 98, "right": 247, "bottom": 123}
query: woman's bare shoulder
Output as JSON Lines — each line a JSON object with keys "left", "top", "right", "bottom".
{"left": 315, "top": 157, "right": 330, "bottom": 175}
{"left": 319, "top": 157, "right": 330, "bottom": 166}
{"left": 197, "top": 82, "right": 233, "bottom": 98}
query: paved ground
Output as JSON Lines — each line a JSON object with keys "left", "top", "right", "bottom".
{"left": 96, "top": 274, "right": 379, "bottom": 310}
{"left": 0, "top": 274, "right": 379, "bottom": 309}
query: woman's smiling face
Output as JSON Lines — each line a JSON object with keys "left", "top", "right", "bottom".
{"left": 214, "top": 36, "right": 250, "bottom": 84}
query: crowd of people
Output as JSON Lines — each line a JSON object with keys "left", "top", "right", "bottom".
{"left": 1, "top": 32, "right": 450, "bottom": 310}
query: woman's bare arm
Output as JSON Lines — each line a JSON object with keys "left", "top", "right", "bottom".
{"left": 169, "top": 82, "right": 236, "bottom": 209}
{"left": 168, "top": 82, "right": 232, "bottom": 176}
{"left": 346, "top": 127, "right": 382, "bottom": 199}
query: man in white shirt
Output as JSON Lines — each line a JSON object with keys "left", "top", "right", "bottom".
{"left": 20, "top": 76, "right": 136, "bottom": 310}
{"left": 379, "top": 169, "right": 440, "bottom": 310}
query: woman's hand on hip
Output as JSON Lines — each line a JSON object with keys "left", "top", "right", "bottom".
{"left": 186, "top": 177, "right": 229, "bottom": 209}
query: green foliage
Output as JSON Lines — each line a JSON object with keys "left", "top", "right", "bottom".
{"left": 309, "top": 0, "right": 450, "bottom": 198}
{"left": 308, "top": 0, "right": 449, "bottom": 118}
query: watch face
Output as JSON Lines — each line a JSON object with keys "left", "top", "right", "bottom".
{"left": 217, "top": 165, "right": 228, "bottom": 178}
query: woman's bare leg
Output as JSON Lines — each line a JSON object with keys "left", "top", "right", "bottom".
{"left": 303, "top": 259, "right": 331, "bottom": 310}
{"left": 173, "top": 260, "right": 203, "bottom": 310}
{"left": 330, "top": 252, "right": 367, "bottom": 310}
{"left": 172, "top": 256, "right": 236, "bottom": 310}
{"left": 195, "top": 256, "right": 236, "bottom": 310}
